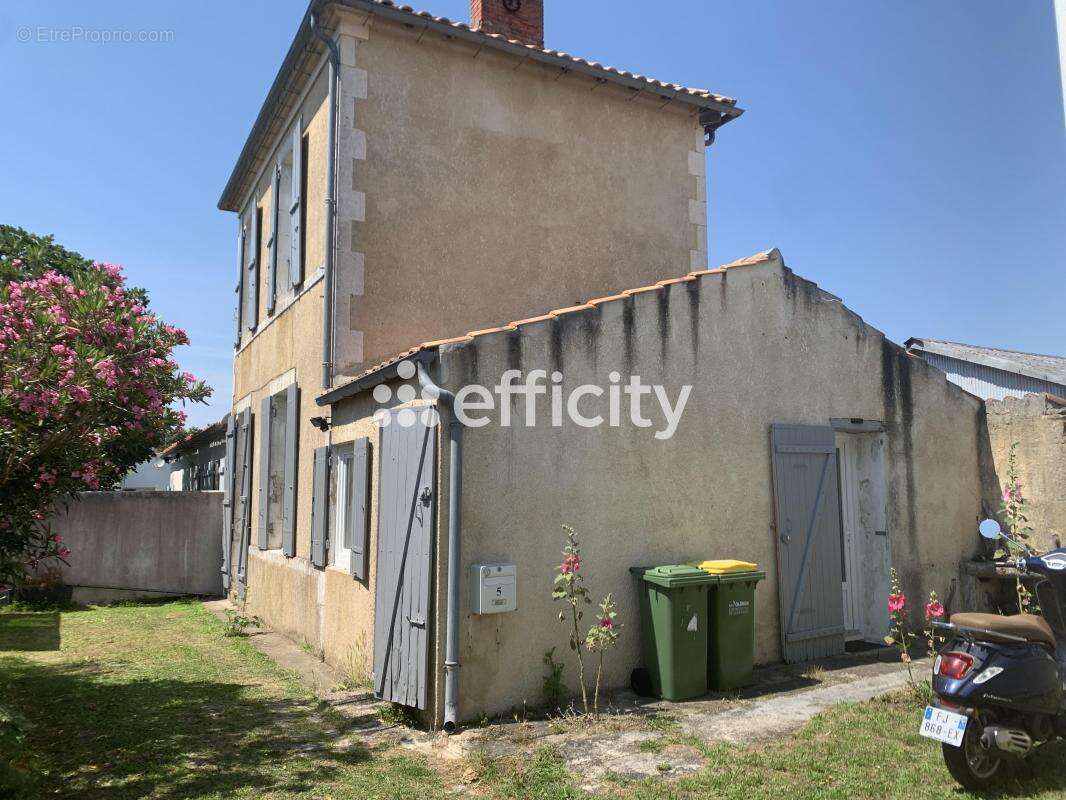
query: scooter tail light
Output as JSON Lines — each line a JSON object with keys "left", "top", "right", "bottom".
{"left": 938, "top": 651, "right": 975, "bottom": 680}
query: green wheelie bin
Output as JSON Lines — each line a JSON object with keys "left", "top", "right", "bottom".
{"left": 690, "top": 560, "right": 765, "bottom": 691}
{"left": 630, "top": 565, "right": 718, "bottom": 701}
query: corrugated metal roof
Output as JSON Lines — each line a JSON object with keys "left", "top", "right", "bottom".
{"left": 218, "top": 0, "right": 743, "bottom": 211}
{"left": 904, "top": 338, "right": 1066, "bottom": 386}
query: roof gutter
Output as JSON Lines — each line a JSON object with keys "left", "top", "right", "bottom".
{"left": 316, "top": 349, "right": 437, "bottom": 406}
{"left": 310, "top": 12, "right": 339, "bottom": 391}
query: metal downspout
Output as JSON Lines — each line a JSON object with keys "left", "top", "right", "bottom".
{"left": 310, "top": 13, "right": 339, "bottom": 391}
{"left": 417, "top": 361, "right": 463, "bottom": 733}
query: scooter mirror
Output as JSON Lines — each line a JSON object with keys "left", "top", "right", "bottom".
{"left": 979, "top": 518, "right": 1002, "bottom": 540}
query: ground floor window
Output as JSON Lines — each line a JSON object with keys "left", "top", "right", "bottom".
{"left": 329, "top": 442, "right": 355, "bottom": 572}
{"left": 257, "top": 387, "right": 291, "bottom": 550}
{"left": 327, "top": 438, "right": 370, "bottom": 580}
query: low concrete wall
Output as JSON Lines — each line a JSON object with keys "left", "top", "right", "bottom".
{"left": 51, "top": 491, "right": 223, "bottom": 602}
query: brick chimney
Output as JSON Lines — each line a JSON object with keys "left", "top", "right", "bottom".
{"left": 470, "top": 0, "right": 544, "bottom": 48}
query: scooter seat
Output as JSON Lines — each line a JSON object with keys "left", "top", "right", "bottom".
{"left": 950, "top": 612, "right": 1056, "bottom": 647}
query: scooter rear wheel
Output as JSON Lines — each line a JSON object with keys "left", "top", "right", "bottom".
{"left": 942, "top": 717, "right": 1002, "bottom": 791}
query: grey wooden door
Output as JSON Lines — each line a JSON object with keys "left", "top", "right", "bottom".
{"left": 373, "top": 413, "right": 436, "bottom": 709}
{"left": 221, "top": 414, "right": 237, "bottom": 593}
{"left": 770, "top": 424, "right": 846, "bottom": 662}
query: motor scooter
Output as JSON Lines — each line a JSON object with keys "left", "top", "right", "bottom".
{"left": 921, "top": 518, "right": 1066, "bottom": 789}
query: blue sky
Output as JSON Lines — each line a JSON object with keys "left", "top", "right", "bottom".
{"left": 1, "top": 0, "right": 1063, "bottom": 427}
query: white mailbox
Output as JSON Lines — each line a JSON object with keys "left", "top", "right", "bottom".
{"left": 471, "top": 563, "right": 517, "bottom": 614}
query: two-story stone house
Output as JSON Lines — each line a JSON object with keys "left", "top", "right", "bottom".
{"left": 218, "top": 0, "right": 742, "bottom": 721}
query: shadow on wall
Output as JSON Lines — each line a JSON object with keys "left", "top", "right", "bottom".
{"left": 977, "top": 405, "right": 1001, "bottom": 546}
{"left": 0, "top": 658, "right": 375, "bottom": 798}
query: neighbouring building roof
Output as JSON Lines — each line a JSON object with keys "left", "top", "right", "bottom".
{"left": 317, "top": 249, "right": 779, "bottom": 405}
{"left": 158, "top": 418, "right": 229, "bottom": 460}
{"left": 904, "top": 338, "right": 1066, "bottom": 388}
{"left": 218, "top": 0, "right": 743, "bottom": 212}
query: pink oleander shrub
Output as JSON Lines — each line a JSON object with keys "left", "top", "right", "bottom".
{"left": 0, "top": 226, "right": 209, "bottom": 589}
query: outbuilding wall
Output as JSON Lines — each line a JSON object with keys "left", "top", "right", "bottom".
{"left": 423, "top": 252, "right": 985, "bottom": 720}
{"left": 984, "top": 393, "right": 1066, "bottom": 550}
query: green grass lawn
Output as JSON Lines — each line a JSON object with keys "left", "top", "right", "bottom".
{"left": 0, "top": 600, "right": 444, "bottom": 799}
{"left": 2, "top": 599, "right": 1064, "bottom": 799}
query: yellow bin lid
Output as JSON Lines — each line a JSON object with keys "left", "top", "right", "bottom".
{"left": 689, "top": 559, "right": 758, "bottom": 574}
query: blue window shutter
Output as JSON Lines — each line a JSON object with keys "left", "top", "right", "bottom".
{"left": 246, "top": 204, "right": 260, "bottom": 331}
{"left": 289, "top": 118, "right": 304, "bottom": 287}
{"left": 257, "top": 396, "right": 271, "bottom": 549}
{"left": 350, "top": 437, "right": 371, "bottom": 581}
{"left": 311, "top": 444, "right": 330, "bottom": 568}
{"left": 236, "top": 407, "right": 253, "bottom": 584}
{"left": 267, "top": 165, "right": 281, "bottom": 315}
{"left": 221, "top": 413, "right": 237, "bottom": 591}
{"left": 282, "top": 383, "right": 299, "bottom": 558}
{"left": 234, "top": 222, "right": 245, "bottom": 347}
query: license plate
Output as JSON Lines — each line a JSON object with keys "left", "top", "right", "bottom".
{"left": 919, "top": 706, "right": 968, "bottom": 747}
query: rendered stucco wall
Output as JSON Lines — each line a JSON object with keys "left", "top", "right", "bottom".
{"left": 224, "top": 7, "right": 713, "bottom": 709}
{"left": 50, "top": 491, "right": 223, "bottom": 602}
{"left": 332, "top": 9, "right": 708, "bottom": 377}
{"left": 416, "top": 252, "right": 985, "bottom": 721}
{"left": 985, "top": 394, "right": 1066, "bottom": 550}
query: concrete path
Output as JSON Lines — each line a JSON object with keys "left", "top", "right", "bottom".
{"left": 202, "top": 599, "right": 402, "bottom": 746}
{"left": 673, "top": 660, "right": 925, "bottom": 744}
{"left": 438, "top": 650, "right": 932, "bottom": 791}
{"left": 203, "top": 600, "right": 930, "bottom": 792}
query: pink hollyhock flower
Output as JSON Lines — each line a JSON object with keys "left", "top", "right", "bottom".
{"left": 560, "top": 553, "right": 581, "bottom": 574}
{"left": 925, "top": 601, "right": 945, "bottom": 620}
{"left": 888, "top": 593, "right": 906, "bottom": 614}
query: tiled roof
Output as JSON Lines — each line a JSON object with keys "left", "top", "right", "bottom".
{"left": 367, "top": 0, "right": 737, "bottom": 105}
{"left": 158, "top": 418, "right": 228, "bottom": 458}
{"left": 318, "top": 249, "right": 779, "bottom": 405}
{"left": 905, "top": 338, "right": 1066, "bottom": 387}
{"left": 219, "top": 0, "right": 742, "bottom": 211}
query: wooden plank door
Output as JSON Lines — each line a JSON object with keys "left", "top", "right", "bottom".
{"left": 770, "top": 424, "right": 846, "bottom": 662}
{"left": 373, "top": 412, "right": 436, "bottom": 709}
{"left": 836, "top": 434, "right": 864, "bottom": 639}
